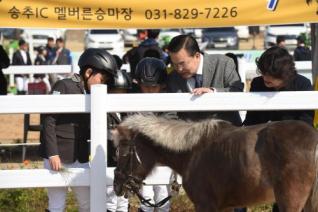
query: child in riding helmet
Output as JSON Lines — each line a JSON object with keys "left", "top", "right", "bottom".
{"left": 106, "top": 68, "right": 132, "bottom": 212}
{"left": 134, "top": 57, "right": 173, "bottom": 212}
{"left": 39, "top": 48, "right": 117, "bottom": 212}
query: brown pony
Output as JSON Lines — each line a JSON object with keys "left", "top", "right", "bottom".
{"left": 112, "top": 114, "right": 318, "bottom": 212}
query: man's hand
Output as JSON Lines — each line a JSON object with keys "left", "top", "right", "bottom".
{"left": 49, "top": 155, "right": 62, "bottom": 171}
{"left": 192, "top": 87, "right": 214, "bottom": 95}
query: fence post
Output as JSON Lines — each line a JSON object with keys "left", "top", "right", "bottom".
{"left": 90, "top": 84, "right": 107, "bottom": 212}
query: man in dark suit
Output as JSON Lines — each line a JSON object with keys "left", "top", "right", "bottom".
{"left": 53, "top": 37, "right": 71, "bottom": 65}
{"left": 12, "top": 39, "right": 32, "bottom": 94}
{"left": 293, "top": 36, "right": 312, "bottom": 61}
{"left": 39, "top": 48, "right": 118, "bottom": 212}
{"left": 167, "top": 34, "right": 243, "bottom": 125}
{"left": 48, "top": 37, "right": 72, "bottom": 85}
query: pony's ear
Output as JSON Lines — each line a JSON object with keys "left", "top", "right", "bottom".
{"left": 112, "top": 126, "right": 134, "bottom": 146}
{"left": 111, "top": 128, "right": 121, "bottom": 147}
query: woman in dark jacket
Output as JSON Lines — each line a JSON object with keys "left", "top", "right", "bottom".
{"left": 243, "top": 46, "right": 314, "bottom": 127}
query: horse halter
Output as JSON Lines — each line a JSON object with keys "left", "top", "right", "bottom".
{"left": 114, "top": 142, "right": 144, "bottom": 198}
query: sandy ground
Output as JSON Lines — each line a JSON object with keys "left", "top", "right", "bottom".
{"left": 0, "top": 114, "right": 40, "bottom": 143}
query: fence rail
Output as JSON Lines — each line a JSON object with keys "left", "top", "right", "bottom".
{"left": 1, "top": 92, "right": 318, "bottom": 114}
{"left": 0, "top": 167, "right": 178, "bottom": 189}
{"left": 2, "top": 65, "right": 72, "bottom": 74}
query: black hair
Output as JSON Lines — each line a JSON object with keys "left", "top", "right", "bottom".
{"left": 276, "top": 35, "right": 285, "bottom": 45}
{"left": 256, "top": 46, "right": 296, "bottom": 82}
{"left": 37, "top": 46, "right": 46, "bottom": 54}
{"left": 147, "top": 29, "right": 160, "bottom": 39}
{"left": 18, "top": 39, "right": 26, "bottom": 46}
{"left": 79, "top": 65, "right": 114, "bottom": 85}
{"left": 144, "top": 49, "right": 161, "bottom": 59}
{"left": 56, "top": 37, "right": 64, "bottom": 43}
{"left": 297, "top": 35, "right": 305, "bottom": 44}
{"left": 167, "top": 34, "right": 200, "bottom": 56}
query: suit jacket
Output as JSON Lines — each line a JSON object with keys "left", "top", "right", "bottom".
{"left": 55, "top": 48, "right": 72, "bottom": 65}
{"left": 12, "top": 50, "right": 32, "bottom": 66}
{"left": 243, "top": 74, "right": 314, "bottom": 126}
{"left": 34, "top": 55, "right": 47, "bottom": 78}
{"left": 12, "top": 50, "right": 32, "bottom": 78}
{"left": 39, "top": 74, "right": 90, "bottom": 163}
{"left": 167, "top": 53, "right": 243, "bottom": 125}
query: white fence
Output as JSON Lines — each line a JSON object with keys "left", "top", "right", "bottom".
{"left": 3, "top": 65, "right": 73, "bottom": 87}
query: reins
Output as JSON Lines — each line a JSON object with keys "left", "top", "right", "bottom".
{"left": 119, "top": 143, "right": 181, "bottom": 208}
{"left": 131, "top": 171, "right": 180, "bottom": 208}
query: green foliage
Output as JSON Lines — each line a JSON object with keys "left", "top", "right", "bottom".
{"left": 0, "top": 188, "right": 78, "bottom": 212}
{"left": 299, "top": 32, "right": 311, "bottom": 47}
{"left": 0, "top": 188, "right": 47, "bottom": 212}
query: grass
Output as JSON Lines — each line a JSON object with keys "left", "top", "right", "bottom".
{"left": 0, "top": 188, "right": 77, "bottom": 212}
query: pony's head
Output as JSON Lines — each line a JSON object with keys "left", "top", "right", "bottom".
{"left": 112, "top": 126, "right": 147, "bottom": 197}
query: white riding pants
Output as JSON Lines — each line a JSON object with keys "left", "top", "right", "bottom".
{"left": 140, "top": 185, "right": 171, "bottom": 212}
{"left": 44, "top": 159, "right": 90, "bottom": 212}
{"left": 106, "top": 186, "right": 129, "bottom": 212}
{"left": 15, "top": 76, "right": 29, "bottom": 92}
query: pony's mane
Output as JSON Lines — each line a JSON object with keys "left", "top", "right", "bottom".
{"left": 120, "top": 114, "right": 228, "bottom": 151}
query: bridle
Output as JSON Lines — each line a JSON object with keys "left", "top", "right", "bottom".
{"left": 115, "top": 143, "right": 144, "bottom": 198}
{"left": 115, "top": 141, "right": 180, "bottom": 208}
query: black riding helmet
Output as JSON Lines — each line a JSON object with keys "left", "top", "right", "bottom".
{"left": 112, "top": 69, "right": 132, "bottom": 89}
{"left": 78, "top": 48, "right": 117, "bottom": 77}
{"left": 78, "top": 48, "right": 117, "bottom": 92}
{"left": 135, "top": 57, "right": 167, "bottom": 86}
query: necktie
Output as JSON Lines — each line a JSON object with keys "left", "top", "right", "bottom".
{"left": 186, "top": 76, "right": 196, "bottom": 92}
{"left": 195, "top": 74, "right": 203, "bottom": 88}
{"left": 186, "top": 74, "right": 203, "bottom": 92}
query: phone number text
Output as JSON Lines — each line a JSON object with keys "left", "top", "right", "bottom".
{"left": 144, "top": 7, "right": 238, "bottom": 20}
